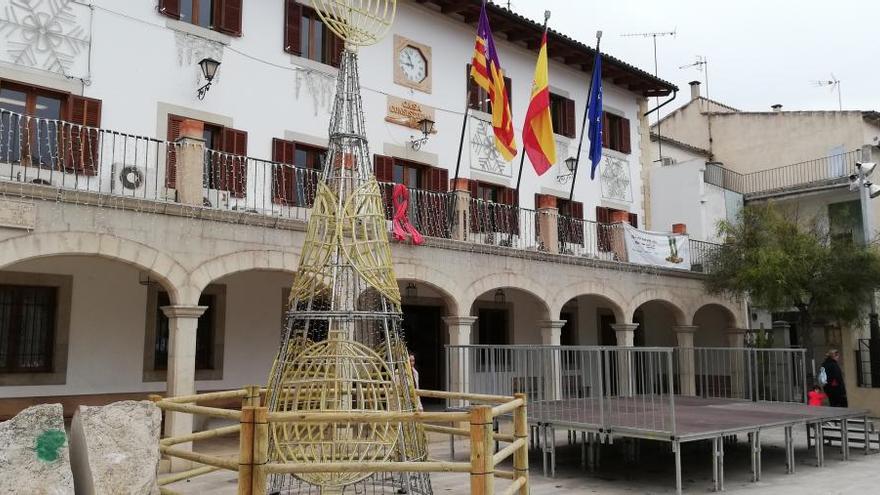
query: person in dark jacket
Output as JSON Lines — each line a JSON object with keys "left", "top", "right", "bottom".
{"left": 821, "top": 349, "right": 848, "bottom": 407}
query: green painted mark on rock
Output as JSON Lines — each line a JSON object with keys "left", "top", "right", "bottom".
{"left": 35, "top": 429, "right": 67, "bottom": 462}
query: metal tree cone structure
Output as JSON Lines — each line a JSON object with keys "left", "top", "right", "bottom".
{"left": 265, "top": 48, "right": 433, "bottom": 495}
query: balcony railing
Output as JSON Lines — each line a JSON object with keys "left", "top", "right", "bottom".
{"left": 704, "top": 149, "right": 862, "bottom": 198}
{"left": 0, "top": 110, "right": 720, "bottom": 273}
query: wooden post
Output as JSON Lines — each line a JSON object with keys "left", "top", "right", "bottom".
{"left": 243, "top": 385, "right": 261, "bottom": 407}
{"left": 470, "top": 405, "right": 494, "bottom": 495}
{"left": 251, "top": 406, "right": 269, "bottom": 495}
{"left": 513, "top": 393, "right": 529, "bottom": 495}
{"left": 238, "top": 407, "right": 255, "bottom": 495}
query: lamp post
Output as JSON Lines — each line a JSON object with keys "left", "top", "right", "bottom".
{"left": 855, "top": 161, "right": 880, "bottom": 383}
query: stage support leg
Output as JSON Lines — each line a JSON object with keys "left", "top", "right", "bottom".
{"left": 580, "top": 432, "right": 586, "bottom": 471}
{"left": 712, "top": 436, "right": 725, "bottom": 492}
{"left": 842, "top": 418, "right": 850, "bottom": 460}
{"left": 865, "top": 416, "right": 871, "bottom": 455}
{"left": 673, "top": 440, "right": 682, "bottom": 495}
{"left": 541, "top": 424, "right": 548, "bottom": 478}
{"left": 785, "top": 426, "right": 795, "bottom": 474}
{"left": 549, "top": 425, "right": 557, "bottom": 478}
{"left": 814, "top": 422, "right": 825, "bottom": 467}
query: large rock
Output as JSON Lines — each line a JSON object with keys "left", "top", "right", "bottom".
{"left": 69, "top": 401, "right": 162, "bottom": 495}
{"left": 0, "top": 403, "right": 74, "bottom": 494}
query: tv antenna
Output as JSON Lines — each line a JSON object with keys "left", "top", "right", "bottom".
{"left": 812, "top": 74, "right": 842, "bottom": 110}
{"left": 621, "top": 29, "right": 676, "bottom": 161}
{"left": 680, "top": 55, "right": 714, "bottom": 156}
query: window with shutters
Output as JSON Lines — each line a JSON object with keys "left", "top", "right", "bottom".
{"left": 284, "top": 1, "right": 344, "bottom": 67}
{"left": 166, "top": 115, "right": 248, "bottom": 197}
{"left": 0, "top": 79, "right": 101, "bottom": 175}
{"left": 0, "top": 285, "right": 56, "bottom": 373}
{"left": 373, "top": 155, "right": 449, "bottom": 238}
{"left": 549, "top": 93, "right": 576, "bottom": 139}
{"left": 470, "top": 180, "right": 519, "bottom": 236}
{"left": 466, "top": 64, "right": 512, "bottom": 114}
{"left": 159, "top": 0, "right": 242, "bottom": 36}
{"left": 272, "top": 138, "right": 325, "bottom": 207}
{"left": 602, "top": 111, "right": 631, "bottom": 154}
{"left": 557, "top": 197, "right": 584, "bottom": 246}
{"left": 596, "top": 206, "right": 637, "bottom": 252}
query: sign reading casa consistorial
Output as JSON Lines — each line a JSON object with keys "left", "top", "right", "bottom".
{"left": 385, "top": 95, "right": 437, "bottom": 131}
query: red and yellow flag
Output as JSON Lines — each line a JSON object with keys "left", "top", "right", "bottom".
{"left": 470, "top": 2, "right": 517, "bottom": 161}
{"left": 522, "top": 30, "right": 557, "bottom": 176}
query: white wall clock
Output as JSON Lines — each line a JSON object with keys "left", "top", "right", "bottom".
{"left": 393, "top": 35, "right": 432, "bottom": 93}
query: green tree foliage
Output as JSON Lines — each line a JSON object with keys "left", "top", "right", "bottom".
{"left": 706, "top": 204, "right": 880, "bottom": 352}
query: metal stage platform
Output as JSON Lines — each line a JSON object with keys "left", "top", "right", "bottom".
{"left": 445, "top": 345, "right": 869, "bottom": 493}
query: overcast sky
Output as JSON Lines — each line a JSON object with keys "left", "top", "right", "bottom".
{"left": 512, "top": 0, "right": 877, "bottom": 116}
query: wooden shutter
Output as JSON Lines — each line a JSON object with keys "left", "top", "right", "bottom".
{"left": 166, "top": 115, "right": 184, "bottom": 188}
{"left": 158, "top": 0, "right": 181, "bottom": 20}
{"left": 466, "top": 64, "right": 479, "bottom": 110}
{"left": 284, "top": 0, "right": 302, "bottom": 54}
{"left": 469, "top": 179, "right": 480, "bottom": 232}
{"left": 601, "top": 112, "right": 610, "bottom": 149}
{"left": 216, "top": 0, "right": 243, "bottom": 36}
{"left": 329, "top": 33, "right": 345, "bottom": 68}
{"left": 569, "top": 200, "right": 584, "bottom": 245}
{"left": 66, "top": 95, "right": 102, "bottom": 176}
{"left": 499, "top": 187, "right": 519, "bottom": 235}
{"left": 220, "top": 127, "right": 247, "bottom": 197}
{"left": 563, "top": 97, "right": 576, "bottom": 138}
{"left": 596, "top": 206, "right": 611, "bottom": 252}
{"left": 423, "top": 166, "right": 448, "bottom": 193}
{"left": 373, "top": 155, "right": 394, "bottom": 218}
{"left": 619, "top": 116, "right": 631, "bottom": 154}
{"left": 628, "top": 212, "right": 638, "bottom": 228}
{"left": 272, "top": 138, "right": 296, "bottom": 204}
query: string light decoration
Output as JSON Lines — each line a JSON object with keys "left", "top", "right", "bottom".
{"left": 261, "top": 1, "right": 434, "bottom": 494}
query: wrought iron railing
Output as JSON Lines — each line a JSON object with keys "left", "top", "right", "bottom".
{"left": 703, "top": 149, "right": 862, "bottom": 198}
{"left": 0, "top": 110, "right": 720, "bottom": 273}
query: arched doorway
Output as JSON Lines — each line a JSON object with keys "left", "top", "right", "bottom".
{"left": 558, "top": 294, "right": 626, "bottom": 346}
{"left": 469, "top": 286, "right": 550, "bottom": 345}
{"left": 398, "top": 279, "right": 456, "bottom": 397}
{"left": 693, "top": 304, "right": 737, "bottom": 347}
{"left": 632, "top": 299, "right": 686, "bottom": 347}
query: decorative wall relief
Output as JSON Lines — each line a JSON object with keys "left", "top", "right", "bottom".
{"left": 468, "top": 116, "right": 512, "bottom": 178}
{"left": 0, "top": 0, "right": 90, "bottom": 77}
{"left": 600, "top": 154, "right": 633, "bottom": 202}
{"left": 294, "top": 67, "right": 336, "bottom": 116}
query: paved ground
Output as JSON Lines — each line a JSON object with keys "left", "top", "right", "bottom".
{"left": 166, "top": 427, "right": 880, "bottom": 494}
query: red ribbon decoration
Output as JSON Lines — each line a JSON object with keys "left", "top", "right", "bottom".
{"left": 391, "top": 183, "right": 424, "bottom": 245}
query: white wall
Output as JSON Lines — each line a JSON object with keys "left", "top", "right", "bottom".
{"left": 56, "top": 0, "right": 648, "bottom": 220}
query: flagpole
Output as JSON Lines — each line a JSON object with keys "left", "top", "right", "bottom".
{"left": 452, "top": 87, "right": 471, "bottom": 189}
{"left": 515, "top": 10, "right": 551, "bottom": 198}
{"left": 569, "top": 31, "right": 602, "bottom": 202}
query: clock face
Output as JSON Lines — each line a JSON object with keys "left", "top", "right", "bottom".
{"left": 398, "top": 46, "right": 427, "bottom": 83}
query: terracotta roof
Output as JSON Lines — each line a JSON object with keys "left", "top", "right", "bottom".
{"left": 412, "top": 0, "right": 677, "bottom": 97}
{"left": 650, "top": 133, "right": 710, "bottom": 157}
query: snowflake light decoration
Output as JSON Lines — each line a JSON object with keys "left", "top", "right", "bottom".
{"left": 469, "top": 116, "right": 511, "bottom": 177}
{"left": 0, "top": 0, "right": 90, "bottom": 76}
{"left": 600, "top": 154, "right": 632, "bottom": 202}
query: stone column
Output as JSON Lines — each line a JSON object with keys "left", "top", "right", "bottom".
{"left": 175, "top": 119, "right": 206, "bottom": 206}
{"left": 443, "top": 316, "right": 477, "bottom": 407}
{"left": 611, "top": 323, "right": 639, "bottom": 396}
{"left": 771, "top": 320, "right": 791, "bottom": 348}
{"left": 535, "top": 194, "right": 559, "bottom": 254}
{"left": 726, "top": 328, "right": 748, "bottom": 398}
{"left": 161, "top": 305, "right": 207, "bottom": 471}
{"left": 673, "top": 325, "right": 699, "bottom": 396}
{"left": 539, "top": 320, "right": 566, "bottom": 400}
{"left": 450, "top": 178, "right": 471, "bottom": 241}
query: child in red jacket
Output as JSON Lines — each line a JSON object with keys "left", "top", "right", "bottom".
{"left": 808, "top": 384, "right": 827, "bottom": 406}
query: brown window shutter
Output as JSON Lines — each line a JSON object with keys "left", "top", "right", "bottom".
{"left": 620, "top": 117, "right": 631, "bottom": 154}
{"left": 158, "top": 0, "right": 181, "bottom": 20}
{"left": 466, "top": 64, "right": 479, "bottom": 110}
{"left": 66, "top": 95, "right": 102, "bottom": 176}
{"left": 564, "top": 97, "right": 576, "bottom": 138}
{"left": 601, "top": 112, "right": 610, "bottom": 149}
{"left": 272, "top": 138, "right": 296, "bottom": 204}
{"left": 504, "top": 76, "right": 512, "bottom": 107}
{"left": 437, "top": 168, "right": 449, "bottom": 192}
{"left": 216, "top": 0, "right": 243, "bottom": 36}
{"left": 166, "top": 115, "right": 184, "bottom": 188}
{"left": 284, "top": 0, "right": 303, "bottom": 54}
{"left": 221, "top": 127, "right": 248, "bottom": 197}
{"left": 628, "top": 212, "right": 638, "bottom": 228}
{"left": 596, "top": 206, "right": 611, "bottom": 251}
{"left": 571, "top": 201, "right": 584, "bottom": 219}
{"left": 373, "top": 154, "right": 394, "bottom": 182}
{"left": 469, "top": 179, "right": 480, "bottom": 232}
{"left": 571, "top": 200, "right": 585, "bottom": 244}
{"left": 329, "top": 33, "right": 344, "bottom": 68}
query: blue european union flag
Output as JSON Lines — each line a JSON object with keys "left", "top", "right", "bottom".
{"left": 587, "top": 51, "right": 603, "bottom": 179}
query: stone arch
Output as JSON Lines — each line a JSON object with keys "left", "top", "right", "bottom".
{"left": 689, "top": 303, "right": 738, "bottom": 327}
{"left": 394, "top": 262, "right": 466, "bottom": 316}
{"left": 0, "top": 231, "right": 188, "bottom": 304}
{"left": 626, "top": 289, "right": 688, "bottom": 325}
{"left": 462, "top": 272, "right": 551, "bottom": 319}
{"left": 188, "top": 250, "right": 299, "bottom": 300}
{"left": 549, "top": 281, "right": 628, "bottom": 322}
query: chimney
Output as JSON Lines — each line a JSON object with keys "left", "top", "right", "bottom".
{"left": 771, "top": 104, "right": 783, "bottom": 112}
{"left": 689, "top": 80, "right": 701, "bottom": 100}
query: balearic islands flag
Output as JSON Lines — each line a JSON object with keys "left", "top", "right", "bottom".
{"left": 522, "top": 29, "right": 557, "bottom": 176}
{"left": 470, "top": 1, "right": 517, "bottom": 161}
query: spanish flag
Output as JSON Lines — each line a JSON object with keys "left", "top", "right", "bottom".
{"left": 522, "top": 30, "right": 556, "bottom": 176}
{"left": 470, "top": 1, "right": 517, "bottom": 161}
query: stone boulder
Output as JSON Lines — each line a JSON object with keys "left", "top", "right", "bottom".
{"left": 0, "top": 403, "right": 74, "bottom": 494}
{"left": 69, "top": 401, "right": 162, "bottom": 495}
